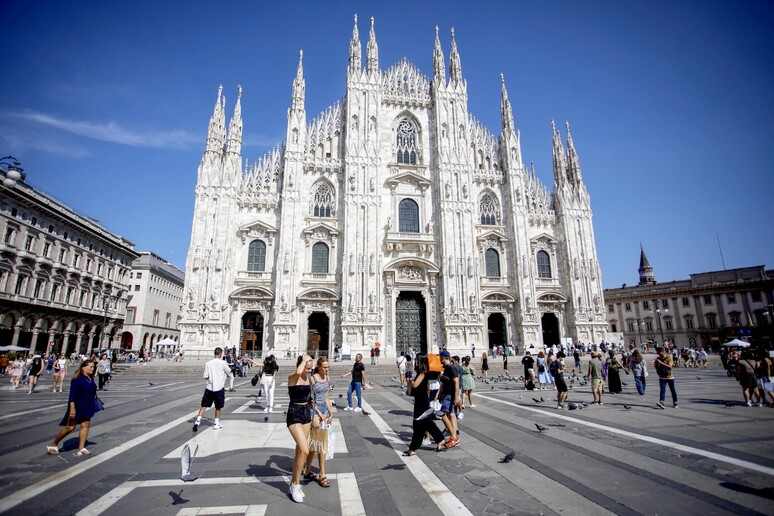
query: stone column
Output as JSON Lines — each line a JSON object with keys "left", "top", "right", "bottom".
{"left": 86, "top": 332, "right": 96, "bottom": 354}
{"left": 62, "top": 331, "right": 72, "bottom": 355}
{"left": 30, "top": 329, "right": 40, "bottom": 355}
{"left": 11, "top": 324, "right": 22, "bottom": 347}
{"left": 75, "top": 332, "right": 86, "bottom": 355}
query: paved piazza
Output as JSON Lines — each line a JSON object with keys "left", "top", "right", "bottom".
{"left": 0, "top": 358, "right": 773, "bottom": 515}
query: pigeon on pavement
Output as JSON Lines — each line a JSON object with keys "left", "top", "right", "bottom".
{"left": 499, "top": 450, "right": 516, "bottom": 463}
{"left": 535, "top": 424, "right": 549, "bottom": 433}
{"left": 624, "top": 405, "right": 632, "bottom": 410}
{"left": 170, "top": 490, "right": 189, "bottom": 505}
{"left": 180, "top": 444, "right": 199, "bottom": 482}
{"left": 148, "top": 382, "right": 154, "bottom": 386}
{"left": 264, "top": 416, "right": 269, "bottom": 422}
{"left": 532, "top": 398, "right": 542, "bottom": 403}
{"left": 339, "top": 394, "right": 343, "bottom": 398}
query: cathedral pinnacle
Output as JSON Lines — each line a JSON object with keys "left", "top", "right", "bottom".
{"left": 433, "top": 25, "right": 445, "bottom": 81}
{"left": 291, "top": 50, "right": 305, "bottom": 111}
{"left": 227, "top": 85, "right": 243, "bottom": 156}
{"left": 565, "top": 120, "right": 583, "bottom": 183}
{"left": 366, "top": 16, "right": 379, "bottom": 74}
{"left": 500, "top": 73, "right": 515, "bottom": 134}
{"left": 449, "top": 27, "right": 462, "bottom": 85}
{"left": 205, "top": 84, "right": 226, "bottom": 155}
{"left": 349, "top": 14, "right": 362, "bottom": 74}
{"left": 551, "top": 119, "right": 567, "bottom": 184}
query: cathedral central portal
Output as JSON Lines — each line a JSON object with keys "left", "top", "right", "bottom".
{"left": 395, "top": 291, "right": 427, "bottom": 354}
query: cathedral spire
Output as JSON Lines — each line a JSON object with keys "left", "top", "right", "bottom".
{"left": 205, "top": 84, "right": 226, "bottom": 155}
{"left": 433, "top": 25, "right": 445, "bottom": 82}
{"left": 500, "top": 73, "right": 515, "bottom": 134}
{"left": 366, "top": 16, "right": 379, "bottom": 75}
{"left": 291, "top": 50, "right": 305, "bottom": 111}
{"left": 449, "top": 27, "right": 463, "bottom": 85}
{"left": 226, "top": 85, "right": 243, "bottom": 156}
{"left": 565, "top": 120, "right": 583, "bottom": 183}
{"left": 348, "top": 14, "right": 362, "bottom": 76}
{"left": 638, "top": 244, "right": 656, "bottom": 285}
{"left": 551, "top": 119, "right": 567, "bottom": 185}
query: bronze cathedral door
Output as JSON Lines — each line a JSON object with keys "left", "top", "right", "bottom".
{"left": 395, "top": 291, "right": 427, "bottom": 354}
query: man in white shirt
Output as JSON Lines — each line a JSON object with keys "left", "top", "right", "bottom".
{"left": 396, "top": 352, "right": 407, "bottom": 389}
{"left": 193, "top": 347, "right": 233, "bottom": 431}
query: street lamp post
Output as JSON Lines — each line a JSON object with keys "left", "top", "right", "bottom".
{"left": 636, "top": 318, "right": 644, "bottom": 350}
{"left": 655, "top": 299, "right": 667, "bottom": 346}
{"left": 0, "top": 156, "right": 25, "bottom": 188}
{"left": 100, "top": 296, "right": 113, "bottom": 351}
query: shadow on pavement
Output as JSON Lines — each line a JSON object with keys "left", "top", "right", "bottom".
{"left": 720, "top": 482, "right": 774, "bottom": 500}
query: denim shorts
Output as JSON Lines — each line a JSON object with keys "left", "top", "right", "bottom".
{"left": 440, "top": 394, "right": 454, "bottom": 414}
{"left": 315, "top": 402, "right": 329, "bottom": 419}
{"left": 286, "top": 403, "right": 312, "bottom": 427}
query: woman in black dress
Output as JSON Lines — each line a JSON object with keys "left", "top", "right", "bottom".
{"left": 404, "top": 355, "right": 445, "bottom": 456}
{"left": 481, "top": 352, "right": 489, "bottom": 383}
{"left": 606, "top": 351, "right": 623, "bottom": 394}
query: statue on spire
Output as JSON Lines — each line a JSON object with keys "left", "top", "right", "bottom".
{"left": 366, "top": 16, "right": 379, "bottom": 74}
{"left": 500, "top": 73, "right": 515, "bottom": 134}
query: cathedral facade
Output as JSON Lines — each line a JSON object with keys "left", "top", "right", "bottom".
{"left": 179, "top": 17, "right": 608, "bottom": 359}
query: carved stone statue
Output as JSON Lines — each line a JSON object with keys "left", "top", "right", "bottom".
{"left": 369, "top": 291, "right": 375, "bottom": 311}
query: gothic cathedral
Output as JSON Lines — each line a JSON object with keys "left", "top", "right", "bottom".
{"left": 179, "top": 16, "right": 608, "bottom": 359}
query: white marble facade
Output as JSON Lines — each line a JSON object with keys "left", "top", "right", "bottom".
{"left": 179, "top": 17, "right": 608, "bottom": 359}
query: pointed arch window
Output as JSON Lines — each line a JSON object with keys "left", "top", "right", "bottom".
{"left": 396, "top": 118, "right": 418, "bottom": 164}
{"left": 311, "top": 182, "right": 335, "bottom": 217}
{"left": 537, "top": 250, "right": 552, "bottom": 278}
{"left": 479, "top": 193, "right": 499, "bottom": 225}
{"left": 247, "top": 240, "right": 266, "bottom": 272}
{"left": 398, "top": 198, "right": 420, "bottom": 233}
{"left": 485, "top": 248, "right": 501, "bottom": 277}
{"left": 312, "top": 242, "right": 329, "bottom": 273}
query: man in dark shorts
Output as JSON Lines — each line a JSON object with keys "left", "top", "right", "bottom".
{"left": 573, "top": 348, "right": 581, "bottom": 372}
{"left": 554, "top": 352, "right": 569, "bottom": 409}
{"left": 521, "top": 351, "right": 536, "bottom": 389}
{"left": 193, "top": 347, "right": 233, "bottom": 431}
{"left": 439, "top": 350, "right": 460, "bottom": 448}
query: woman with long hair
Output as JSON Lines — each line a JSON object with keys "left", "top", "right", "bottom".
{"left": 480, "top": 351, "right": 489, "bottom": 383}
{"left": 404, "top": 355, "right": 445, "bottom": 456}
{"left": 261, "top": 355, "right": 279, "bottom": 412}
{"left": 286, "top": 354, "right": 314, "bottom": 503}
{"left": 10, "top": 356, "right": 23, "bottom": 390}
{"left": 46, "top": 360, "right": 98, "bottom": 456}
{"left": 303, "top": 357, "right": 333, "bottom": 488}
{"left": 536, "top": 351, "right": 550, "bottom": 390}
{"left": 460, "top": 356, "right": 476, "bottom": 408}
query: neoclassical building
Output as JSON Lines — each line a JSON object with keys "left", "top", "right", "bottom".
{"left": 179, "top": 17, "right": 607, "bottom": 358}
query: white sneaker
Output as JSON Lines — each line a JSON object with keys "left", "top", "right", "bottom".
{"left": 354, "top": 407, "right": 362, "bottom": 412}
{"left": 268, "top": 408, "right": 273, "bottom": 413}
{"left": 344, "top": 406, "right": 353, "bottom": 411}
{"left": 263, "top": 407, "right": 269, "bottom": 413}
{"left": 289, "top": 483, "right": 304, "bottom": 503}
{"left": 213, "top": 423, "right": 223, "bottom": 430}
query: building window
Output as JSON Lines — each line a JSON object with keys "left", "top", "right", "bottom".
{"left": 627, "top": 322, "right": 634, "bottom": 332}
{"left": 665, "top": 319, "right": 673, "bottom": 330}
{"left": 479, "top": 194, "right": 499, "bottom": 225}
{"left": 625, "top": 302, "right": 631, "bottom": 311}
{"left": 66, "top": 287, "right": 74, "bottom": 304}
{"left": 153, "top": 310, "right": 159, "bottom": 325}
{"left": 136, "top": 272, "right": 142, "bottom": 279}
{"left": 707, "top": 315, "right": 717, "bottom": 329}
{"left": 43, "top": 242, "right": 50, "bottom": 257}
{"left": 608, "top": 304, "right": 614, "bottom": 313}
{"left": 14, "top": 276, "right": 24, "bottom": 295}
{"left": 311, "top": 242, "right": 329, "bottom": 273}
{"left": 703, "top": 295, "right": 712, "bottom": 305}
{"left": 396, "top": 118, "right": 418, "bottom": 164}
{"left": 662, "top": 299, "right": 669, "bottom": 309}
{"left": 247, "top": 240, "right": 267, "bottom": 272}
{"left": 50, "top": 284, "right": 60, "bottom": 302}
{"left": 166, "top": 313, "right": 171, "bottom": 327}
{"left": 729, "top": 313, "right": 742, "bottom": 326}
{"left": 682, "top": 297, "right": 690, "bottom": 307}
{"left": 727, "top": 293, "right": 736, "bottom": 303}
{"left": 751, "top": 291, "right": 762, "bottom": 302}
{"left": 536, "top": 251, "right": 551, "bottom": 278}
{"left": 610, "top": 323, "right": 617, "bottom": 332}
{"left": 25, "top": 235, "right": 34, "bottom": 251}
{"left": 33, "top": 280, "right": 43, "bottom": 298}
{"left": 4, "top": 227, "right": 14, "bottom": 245}
{"left": 134, "top": 285, "right": 140, "bottom": 291}
{"left": 311, "top": 182, "right": 334, "bottom": 217}
{"left": 643, "top": 300, "right": 650, "bottom": 310}
{"left": 125, "top": 308, "right": 135, "bottom": 325}
{"left": 398, "top": 198, "right": 420, "bottom": 233}
{"left": 485, "top": 248, "right": 500, "bottom": 277}
{"left": 645, "top": 321, "right": 653, "bottom": 331}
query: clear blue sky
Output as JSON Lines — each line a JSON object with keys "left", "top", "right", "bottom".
{"left": 1, "top": 0, "right": 772, "bottom": 288}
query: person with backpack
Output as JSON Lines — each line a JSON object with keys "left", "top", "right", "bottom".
{"left": 396, "top": 352, "right": 407, "bottom": 389}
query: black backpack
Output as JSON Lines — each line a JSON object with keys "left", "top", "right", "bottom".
{"left": 549, "top": 360, "right": 560, "bottom": 377}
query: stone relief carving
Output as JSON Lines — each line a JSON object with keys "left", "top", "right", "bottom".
{"left": 397, "top": 266, "right": 424, "bottom": 281}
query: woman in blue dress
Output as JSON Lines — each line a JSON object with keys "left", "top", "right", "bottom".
{"left": 46, "top": 360, "right": 99, "bottom": 456}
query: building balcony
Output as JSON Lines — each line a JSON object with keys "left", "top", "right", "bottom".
{"left": 481, "top": 276, "right": 509, "bottom": 287}
{"left": 300, "top": 272, "right": 337, "bottom": 287}
{"left": 235, "top": 270, "right": 273, "bottom": 286}
{"left": 384, "top": 231, "right": 435, "bottom": 256}
{"left": 0, "top": 242, "right": 18, "bottom": 254}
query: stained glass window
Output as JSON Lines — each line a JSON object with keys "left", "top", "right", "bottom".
{"left": 480, "top": 193, "right": 499, "bottom": 225}
{"left": 396, "top": 119, "right": 417, "bottom": 164}
{"left": 311, "top": 182, "right": 334, "bottom": 217}
{"left": 247, "top": 240, "right": 266, "bottom": 272}
{"left": 537, "top": 250, "right": 551, "bottom": 278}
{"left": 312, "top": 242, "right": 329, "bottom": 273}
{"left": 399, "top": 198, "right": 419, "bottom": 233}
{"left": 485, "top": 248, "right": 500, "bottom": 277}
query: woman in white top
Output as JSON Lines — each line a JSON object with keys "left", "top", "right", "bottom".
{"left": 52, "top": 353, "right": 67, "bottom": 393}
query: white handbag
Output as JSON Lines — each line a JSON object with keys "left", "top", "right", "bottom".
{"left": 326, "top": 423, "right": 335, "bottom": 460}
